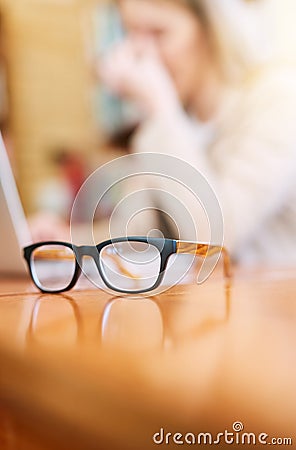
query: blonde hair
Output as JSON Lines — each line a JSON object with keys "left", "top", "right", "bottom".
{"left": 175, "top": 0, "right": 273, "bottom": 82}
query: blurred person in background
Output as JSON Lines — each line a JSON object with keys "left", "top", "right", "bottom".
{"left": 100, "top": 0, "right": 296, "bottom": 265}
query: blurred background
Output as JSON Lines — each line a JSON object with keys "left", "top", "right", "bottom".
{"left": 0, "top": 0, "right": 128, "bottom": 222}
{"left": 0, "top": 0, "right": 296, "bottom": 220}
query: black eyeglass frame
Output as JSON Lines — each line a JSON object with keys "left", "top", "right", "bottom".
{"left": 23, "top": 237, "right": 231, "bottom": 295}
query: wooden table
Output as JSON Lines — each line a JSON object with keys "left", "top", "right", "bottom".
{"left": 0, "top": 265, "right": 295, "bottom": 449}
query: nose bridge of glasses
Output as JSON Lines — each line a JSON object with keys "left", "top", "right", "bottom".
{"left": 76, "top": 244, "right": 142, "bottom": 282}
{"left": 75, "top": 245, "right": 102, "bottom": 276}
{"left": 77, "top": 245, "right": 100, "bottom": 261}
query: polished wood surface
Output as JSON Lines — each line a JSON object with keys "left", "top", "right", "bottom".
{"left": 0, "top": 266, "right": 295, "bottom": 449}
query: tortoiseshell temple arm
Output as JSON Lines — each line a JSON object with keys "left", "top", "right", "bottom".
{"left": 34, "top": 250, "right": 75, "bottom": 260}
{"left": 175, "top": 241, "right": 232, "bottom": 279}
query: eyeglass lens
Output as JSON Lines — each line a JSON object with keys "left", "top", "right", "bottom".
{"left": 31, "top": 244, "right": 76, "bottom": 292}
{"left": 99, "top": 241, "right": 161, "bottom": 292}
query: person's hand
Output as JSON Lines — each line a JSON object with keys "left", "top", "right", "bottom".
{"left": 99, "top": 37, "right": 180, "bottom": 117}
{"left": 28, "top": 212, "right": 70, "bottom": 242}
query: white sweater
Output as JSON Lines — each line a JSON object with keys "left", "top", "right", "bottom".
{"left": 130, "top": 68, "right": 296, "bottom": 265}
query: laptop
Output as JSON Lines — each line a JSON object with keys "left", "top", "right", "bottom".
{"left": 0, "top": 133, "right": 32, "bottom": 276}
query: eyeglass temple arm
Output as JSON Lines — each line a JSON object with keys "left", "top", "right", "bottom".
{"left": 34, "top": 250, "right": 75, "bottom": 261}
{"left": 175, "top": 241, "right": 232, "bottom": 279}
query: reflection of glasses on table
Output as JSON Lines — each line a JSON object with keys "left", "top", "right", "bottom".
{"left": 23, "top": 237, "right": 231, "bottom": 294}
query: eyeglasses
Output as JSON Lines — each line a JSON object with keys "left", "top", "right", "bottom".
{"left": 23, "top": 237, "right": 231, "bottom": 294}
